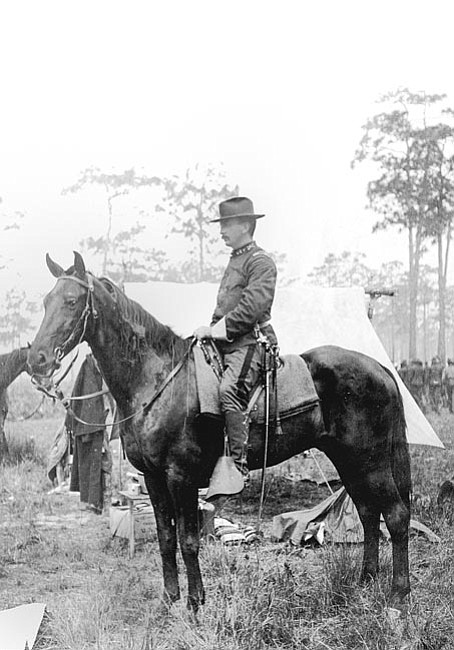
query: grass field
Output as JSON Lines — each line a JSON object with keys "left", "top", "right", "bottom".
{"left": 0, "top": 381, "right": 453, "bottom": 649}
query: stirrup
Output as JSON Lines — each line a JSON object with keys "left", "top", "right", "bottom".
{"left": 206, "top": 456, "right": 244, "bottom": 500}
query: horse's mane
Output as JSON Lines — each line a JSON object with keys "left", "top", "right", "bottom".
{"left": 97, "top": 277, "right": 190, "bottom": 361}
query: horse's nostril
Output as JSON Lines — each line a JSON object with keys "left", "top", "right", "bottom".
{"left": 37, "top": 351, "right": 48, "bottom": 366}
{"left": 28, "top": 348, "right": 53, "bottom": 374}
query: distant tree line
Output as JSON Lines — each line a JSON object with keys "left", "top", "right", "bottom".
{"left": 61, "top": 163, "right": 239, "bottom": 284}
{"left": 3, "top": 86, "right": 454, "bottom": 363}
{"left": 353, "top": 88, "right": 454, "bottom": 362}
{"left": 307, "top": 249, "right": 454, "bottom": 364}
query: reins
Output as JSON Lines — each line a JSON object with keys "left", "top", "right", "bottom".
{"left": 61, "top": 345, "right": 194, "bottom": 428}
{"left": 142, "top": 342, "right": 194, "bottom": 415}
{"left": 6, "top": 394, "right": 46, "bottom": 422}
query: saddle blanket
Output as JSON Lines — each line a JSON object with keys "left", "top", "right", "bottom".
{"left": 193, "top": 343, "right": 319, "bottom": 422}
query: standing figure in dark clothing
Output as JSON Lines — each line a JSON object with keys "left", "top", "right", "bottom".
{"left": 407, "top": 359, "right": 425, "bottom": 411}
{"left": 193, "top": 196, "right": 278, "bottom": 493}
{"left": 423, "top": 361, "right": 430, "bottom": 409}
{"left": 443, "top": 359, "right": 454, "bottom": 413}
{"left": 67, "top": 353, "right": 112, "bottom": 513}
{"left": 398, "top": 360, "right": 409, "bottom": 387}
{"left": 429, "top": 356, "right": 444, "bottom": 414}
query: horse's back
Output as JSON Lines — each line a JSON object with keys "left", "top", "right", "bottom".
{"left": 303, "top": 345, "right": 411, "bottom": 501}
{"left": 302, "top": 344, "right": 398, "bottom": 396}
{"left": 302, "top": 345, "right": 405, "bottom": 444}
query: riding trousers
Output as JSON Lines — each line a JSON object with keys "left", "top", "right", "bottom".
{"left": 219, "top": 344, "right": 263, "bottom": 412}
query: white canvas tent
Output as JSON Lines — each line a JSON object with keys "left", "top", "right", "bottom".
{"left": 124, "top": 282, "right": 442, "bottom": 448}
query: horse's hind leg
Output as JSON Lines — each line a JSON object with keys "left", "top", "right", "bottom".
{"left": 345, "top": 481, "right": 381, "bottom": 581}
{"left": 379, "top": 482, "right": 410, "bottom": 604}
{"left": 143, "top": 471, "right": 181, "bottom": 606}
{"left": 353, "top": 469, "right": 410, "bottom": 604}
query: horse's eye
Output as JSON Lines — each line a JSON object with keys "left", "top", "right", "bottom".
{"left": 67, "top": 299, "right": 77, "bottom": 308}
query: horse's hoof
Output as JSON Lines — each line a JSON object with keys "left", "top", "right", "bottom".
{"left": 385, "top": 606, "right": 404, "bottom": 634}
{"left": 359, "top": 570, "right": 378, "bottom": 585}
{"left": 186, "top": 588, "right": 205, "bottom": 615}
{"left": 154, "top": 600, "right": 172, "bottom": 618}
{"left": 159, "top": 590, "right": 180, "bottom": 610}
{"left": 153, "top": 590, "right": 181, "bottom": 617}
{"left": 186, "top": 603, "right": 201, "bottom": 625}
{"left": 389, "top": 588, "right": 411, "bottom": 609}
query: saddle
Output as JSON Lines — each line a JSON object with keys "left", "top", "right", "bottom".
{"left": 193, "top": 342, "right": 320, "bottom": 424}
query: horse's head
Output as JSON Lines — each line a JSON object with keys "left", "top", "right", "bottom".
{"left": 28, "top": 251, "right": 94, "bottom": 386}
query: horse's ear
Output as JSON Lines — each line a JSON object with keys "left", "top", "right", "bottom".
{"left": 73, "top": 251, "right": 86, "bottom": 279}
{"left": 46, "top": 253, "right": 65, "bottom": 278}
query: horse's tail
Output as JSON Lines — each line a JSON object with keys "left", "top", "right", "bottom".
{"left": 382, "top": 365, "right": 412, "bottom": 508}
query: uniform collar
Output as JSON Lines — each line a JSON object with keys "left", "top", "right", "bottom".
{"left": 231, "top": 241, "right": 256, "bottom": 258}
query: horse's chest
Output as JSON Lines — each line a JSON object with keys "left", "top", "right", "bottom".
{"left": 122, "top": 363, "right": 198, "bottom": 466}
{"left": 123, "top": 399, "right": 190, "bottom": 460}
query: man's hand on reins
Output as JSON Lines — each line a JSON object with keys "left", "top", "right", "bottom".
{"left": 193, "top": 325, "right": 213, "bottom": 341}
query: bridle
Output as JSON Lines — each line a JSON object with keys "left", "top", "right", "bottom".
{"left": 54, "top": 273, "right": 98, "bottom": 363}
{"left": 31, "top": 273, "right": 97, "bottom": 398}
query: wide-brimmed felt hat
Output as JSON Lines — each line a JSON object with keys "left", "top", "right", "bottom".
{"left": 210, "top": 196, "right": 265, "bottom": 222}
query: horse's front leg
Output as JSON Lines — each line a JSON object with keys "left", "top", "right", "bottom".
{"left": 143, "top": 470, "right": 180, "bottom": 606}
{"left": 168, "top": 475, "right": 205, "bottom": 612}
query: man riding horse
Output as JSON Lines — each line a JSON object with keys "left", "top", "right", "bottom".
{"left": 193, "top": 196, "right": 278, "bottom": 492}
{"left": 28, "top": 249, "right": 411, "bottom": 609}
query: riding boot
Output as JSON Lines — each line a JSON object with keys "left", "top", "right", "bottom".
{"left": 225, "top": 410, "right": 249, "bottom": 482}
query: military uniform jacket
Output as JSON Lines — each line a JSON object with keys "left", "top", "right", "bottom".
{"left": 211, "top": 241, "right": 277, "bottom": 353}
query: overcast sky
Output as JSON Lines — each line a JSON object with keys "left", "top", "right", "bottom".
{"left": 1, "top": 0, "right": 454, "bottom": 300}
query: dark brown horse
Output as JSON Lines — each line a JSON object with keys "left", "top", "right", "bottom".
{"left": 27, "top": 253, "right": 411, "bottom": 611}
{"left": 0, "top": 347, "right": 29, "bottom": 460}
